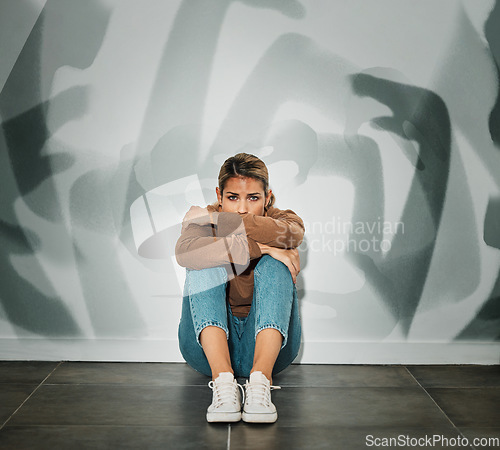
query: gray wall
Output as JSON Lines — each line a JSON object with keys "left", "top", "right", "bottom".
{"left": 1, "top": 0, "right": 499, "bottom": 363}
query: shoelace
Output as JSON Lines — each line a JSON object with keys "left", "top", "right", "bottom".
{"left": 208, "top": 379, "right": 245, "bottom": 408}
{"left": 244, "top": 379, "right": 281, "bottom": 407}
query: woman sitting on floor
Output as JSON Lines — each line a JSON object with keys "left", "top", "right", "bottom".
{"left": 176, "top": 152, "right": 304, "bottom": 423}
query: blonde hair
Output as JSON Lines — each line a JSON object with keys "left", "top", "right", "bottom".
{"left": 218, "top": 153, "right": 275, "bottom": 210}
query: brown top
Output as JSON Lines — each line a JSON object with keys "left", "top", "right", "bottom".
{"left": 175, "top": 204, "right": 305, "bottom": 317}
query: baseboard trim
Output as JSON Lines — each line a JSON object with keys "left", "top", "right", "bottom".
{"left": 0, "top": 338, "right": 499, "bottom": 364}
{"left": 297, "top": 341, "right": 500, "bottom": 364}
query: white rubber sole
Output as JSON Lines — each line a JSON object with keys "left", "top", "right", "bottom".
{"left": 241, "top": 411, "right": 278, "bottom": 423}
{"left": 206, "top": 411, "right": 242, "bottom": 423}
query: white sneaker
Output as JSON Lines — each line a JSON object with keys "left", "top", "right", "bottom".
{"left": 242, "top": 371, "right": 281, "bottom": 423}
{"left": 206, "top": 372, "right": 244, "bottom": 423}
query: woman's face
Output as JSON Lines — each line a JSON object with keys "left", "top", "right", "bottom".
{"left": 216, "top": 176, "right": 272, "bottom": 216}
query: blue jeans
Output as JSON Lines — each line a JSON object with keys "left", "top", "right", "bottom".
{"left": 178, "top": 255, "right": 301, "bottom": 378}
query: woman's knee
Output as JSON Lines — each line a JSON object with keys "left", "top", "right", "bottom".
{"left": 185, "top": 266, "right": 228, "bottom": 297}
{"left": 254, "top": 254, "right": 292, "bottom": 282}
{"left": 186, "top": 265, "right": 227, "bottom": 284}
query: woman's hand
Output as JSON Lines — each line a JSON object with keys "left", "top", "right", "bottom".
{"left": 257, "top": 243, "right": 300, "bottom": 283}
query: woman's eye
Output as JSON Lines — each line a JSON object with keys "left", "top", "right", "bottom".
{"left": 249, "top": 196, "right": 259, "bottom": 201}
{"left": 228, "top": 196, "right": 237, "bottom": 201}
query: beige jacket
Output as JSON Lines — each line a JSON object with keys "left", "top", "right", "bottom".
{"left": 175, "top": 204, "right": 305, "bottom": 317}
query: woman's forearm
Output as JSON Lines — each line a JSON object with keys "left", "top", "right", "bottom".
{"left": 241, "top": 211, "right": 304, "bottom": 249}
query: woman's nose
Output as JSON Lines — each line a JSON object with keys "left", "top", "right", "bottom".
{"left": 238, "top": 201, "right": 248, "bottom": 213}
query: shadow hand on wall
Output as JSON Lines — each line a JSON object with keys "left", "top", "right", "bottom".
{"left": 0, "top": 0, "right": 111, "bottom": 337}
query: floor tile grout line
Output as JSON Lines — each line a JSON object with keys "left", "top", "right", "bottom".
{"left": 0, "top": 423, "right": 250, "bottom": 428}
{"left": 227, "top": 424, "right": 231, "bottom": 450}
{"left": 40, "top": 383, "right": 209, "bottom": 386}
{"left": 403, "top": 366, "right": 475, "bottom": 450}
{"left": 0, "top": 361, "right": 63, "bottom": 431}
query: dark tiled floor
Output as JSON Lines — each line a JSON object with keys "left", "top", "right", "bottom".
{"left": 0, "top": 363, "right": 499, "bottom": 449}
